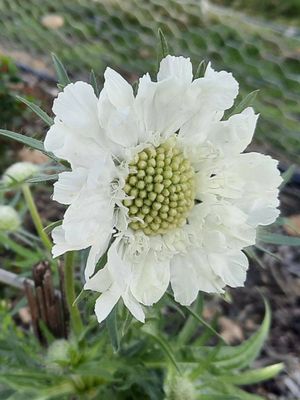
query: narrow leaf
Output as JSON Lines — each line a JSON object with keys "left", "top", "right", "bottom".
{"left": 221, "top": 363, "right": 284, "bottom": 385}
{"left": 43, "top": 220, "right": 62, "bottom": 234}
{"left": 26, "top": 174, "right": 58, "bottom": 184}
{"left": 195, "top": 60, "right": 207, "bottom": 79}
{"left": 16, "top": 96, "right": 53, "bottom": 126}
{"left": 106, "top": 305, "right": 120, "bottom": 352}
{"left": 90, "top": 70, "right": 99, "bottom": 96}
{"left": 51, "top": 53, "right": 71, "bottom": 88}
{"left": 229, "top": 90, "right": 259, "bottom": 117}
{"left": 142, "top": 323, "right": 181, "bottom": 373}
{"left": 0, "top": 129, "right": 59, "bottom": 164}
{"left": 178, "top": 293, "right": 204, "bottom": 344}
{"left": 158, "top": 28, "right": 169, "bottom": 58}
{"left": 257, "top": 230, "right": 300, "bottom": 246}
{"left": 213, "top": 299, "right": 270, "bottom": 370}
{"left": 184, "top": 304, "right": 226, "bottom": 344}
{"left": 279, "top": 164, "right": 296, "bottom": 189}
{"left": 0, "top": 129, "right": 44, "bottom": 153}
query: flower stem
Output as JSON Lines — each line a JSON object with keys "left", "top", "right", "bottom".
{"left": 64, "top": 251, "right": 83, "bottom": 336}
{"left": 22, "top": 184, "right": 53, "bottom": 252}
{"left": 178, "top": 293, "right": 204, "bottom": 345}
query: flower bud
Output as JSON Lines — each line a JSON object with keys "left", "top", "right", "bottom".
{"left": 2, "top": 162, "right": 39, "bottom": 185}
{"left": 0, "top": 205, "right": 21, "bottom": 232}
{"left": 165, "top": 374, "right": 196, "bottom": 400}
{"left": 45, "top": 339, "right": 70, "bottom": 372}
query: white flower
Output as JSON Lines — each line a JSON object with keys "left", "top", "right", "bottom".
{"left": 0, "top": 205, "right": 21, "bottom": 232}
{"left": 45, "top": 56, "right": 282, "bottom": 323}
{"left": 2, "top": 162, "right": 39, "bottom": 185}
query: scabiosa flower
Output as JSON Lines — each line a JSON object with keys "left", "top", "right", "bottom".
{"left": 45, "top": 56, "right": 282, "bottom": 323}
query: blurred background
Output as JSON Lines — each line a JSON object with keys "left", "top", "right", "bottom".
{"left": 0, "top": 1, "right": 299, "bottom": 399}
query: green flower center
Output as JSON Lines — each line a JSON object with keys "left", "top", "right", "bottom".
{"left": 123, "top": 138, "right": 196, "bottom": 236}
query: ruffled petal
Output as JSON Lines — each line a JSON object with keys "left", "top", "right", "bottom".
{"left": 179, "top": 63, "right": 239, "bottom": 143}
{"left": 103, "top": 67, "right": 134, "bottom": 109}
{"left": 208, "top": 107, "right": 259, "bottom": 156}
{"left": 45, "top": 119, "right": 108, "bottom": 169}
{"left": 51, "top": 188, "right": 114, "bottom": 258}
{"left": 157, "top": 55, "right": 193, "bottom": 85}
{"left": 85, "top": 233, "right": 112, "bottom": 281}
{"left": 51, "top": 225, "right": 84, "bottom": 257}
{"left": 170, "top": 253, "right": 200, "bottom": 305}
{"left": 84, "top": 266, "right": 112, "bottom": 292}
{"left": 94, "top": 283, "right": 121, "bottom": 323}
{"left": 171, "top": 249, "right": 225, "bottom": 305}
{"left": 130, "top": 253, "right": 170, "bottom": 306}
{"left": 122, "top": 289, "right": 145, "bottom": 322}
{"left": 208, "top": 250, "right": 248, "bottom": 288}
{"left": 53, "top": 168, "right": 88, "bottom": 205}
{"left": 52, "top": 82, "right": 103, "bottom": 142}
{"left": 135, "top": 74, "right": 193, "bottom": 140}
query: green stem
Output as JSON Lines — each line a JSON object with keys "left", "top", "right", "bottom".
{"left": 178, "top": 293, "right": 204, "bottom": 345}
{"left": 22, "top": 184, "right": 52, "bottom": 252}
{"left": 64, "top": 251, "right": 83, "bottom": 336}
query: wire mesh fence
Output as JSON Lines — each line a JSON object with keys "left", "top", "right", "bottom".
{"left": 0, "top": 0, "right": 299, "bottom": 162}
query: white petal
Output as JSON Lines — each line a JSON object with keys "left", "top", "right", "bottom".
{"left": 230, "top": 153, "right": 282, "bottom": 226}
{"left": 179, "top": 63, "right": 239, "bottom": 143}
{"left": 98, "top": 88, "right": 141, "bottom": 154}
{"left": 170, "top": 254, "right": 200, "bottom": 305}
{"left": 84, "top": 233, "right": 112, "bottom": 281}
{"left": 52, "top": 82, "right": 102, "bottom": 141}
{"left": 53, "top": 168, "right": 87, "bottom": 205}
{"left": 171, "top": 249, "right": 224, "bottom": 305}
{"left": 208, "top": 250, "right": 248, "bottom": 287}
{"left": 84, "top": 265, "right": 112, "bottom": 292}
{"left": 135, "top": 77, "right": 193, "bottom": 139}
{"left": 51, "top": 225, "right": 83, "bottom": 257}
{"left": 60, "top": 189, "right": 114, "bottom": 251}
{"left": 209, "top": 107, "right": 259, "bottom": 155}
{"left": 130, "top": 253, "right": 170, "bottom": 306}
{"left": 94, "top": 284, "right": 121, "bottom": 323}
{"left": 104, "top": 67, "right": 134, "bottom": 109}
{"left": 201, "top": 62, "right": 239, "bottom": 111}
{"left": 157, "top": 55, "right": 193, "bottom": 85}
{"left": 122, "top": 289, "right": 145, "bottom": 322}
{"left": 45, "top": 119, "right": 108, "bottom": 169}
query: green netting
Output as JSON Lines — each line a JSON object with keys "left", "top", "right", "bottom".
{"left": 0, "top": 0, "right": 299, "bottom": 162}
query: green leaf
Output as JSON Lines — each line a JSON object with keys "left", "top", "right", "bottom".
{"left": 106, "top": 305, "right": 120, "bottom": 352}
{"left": 195, "top": 60, "right": 207, "bottom": 79}
{"left": 228, "top": 90, "right": 259, "bottom": 117}
{"left": 15, "top": 96, "right": 53, "bottom": 126}
{"left": 0, "top": 130, "right": 59, "bottom": 164}
{"left": 51, "top": 53, "right": 71, "bottom": 88}
{"left": 244, "top": 247, "right": 266, "bottom": 270}
{"left": 90, "top": 69, "right": 99, "bottom": 96}
{"left": 221, "top": 363, "right": 284, "bottom": 385}
{"left": 43, "top": 220, "right": 62, "bottom": 234}
{"left": 213, "top": 299, "right": 270, "bottom": 370}
{"left": 178, "top": 293, "right": 203, "bottom": 344}
{"left": 0, "top": 232, "right": 41, "bottom": 261}
{"left": 257, "top": 230, "right": 300, "bottom": 246}
{"left": 158, "top": 28, "right": 169, "bottom": 59}
{"left": 142, "top": 322, "right": 181, "bottom": 373}
{"left": 26, "top": 174, "right": 58, "bottom": 184}
{"left": 279, "top": 165, "right": 295, "bottom": 189}
{"left": 184, "top": 303, "right": 226, "bottom": 344}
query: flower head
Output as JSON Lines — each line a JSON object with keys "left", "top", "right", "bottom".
{"left": 2, "top": 162, "right": 38, "bottom": 185}
{"left": 45, "top": 56, "right": 282, "bottom": 323}
{"left": 0, "top": 205, "right": 21, "bottom": 232}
